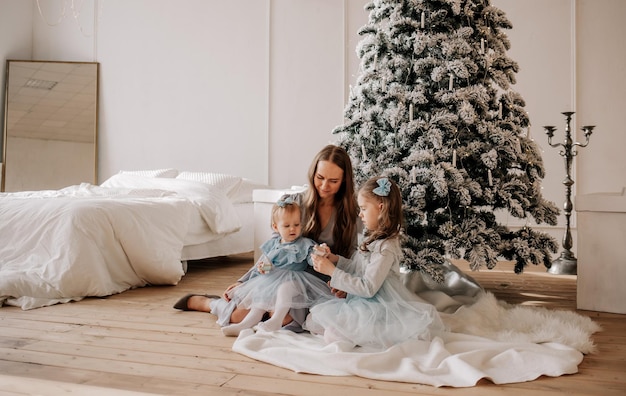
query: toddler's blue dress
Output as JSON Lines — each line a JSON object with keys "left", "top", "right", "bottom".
{"left": 228, "top": 235, "right": 333, "bottom": 312}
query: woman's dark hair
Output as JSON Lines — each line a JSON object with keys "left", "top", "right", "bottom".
{"left": 302, "top": 144, "right": 358, "bottom": 258}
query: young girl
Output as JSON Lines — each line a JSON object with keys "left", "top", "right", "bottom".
{"left": 221, "top": 197, "right": 333, "bottom": 336}
{"left": 305, "top": 176, "right": 445, "bottom": 348}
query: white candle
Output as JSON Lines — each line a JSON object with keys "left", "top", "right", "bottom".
{"left": 480, "top": 38, "right": 485, "bottom": 54}
{"left": 421, "top": 12, "right": 425, "bottom": 29}
{"left": 452, "top": 149, "right": 457, "bottom": 167}
{"left": 449, "top": 74, "right": 454, "bottom": 90}
{"left": 381, "top": 77, "right": 386, "bottom": 91}
{"left": 373, "top": 54, "right": 378, "bottom": 69}
{"left": 488, "top": 169, "right": 493, "bottom": 186}
{"left": 498, "top": 102, "right": 502, "bottom": 118}
{"left": 409, "top": 103, "right": 414, "bottom": 121}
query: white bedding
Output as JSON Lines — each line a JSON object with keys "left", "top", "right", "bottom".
{"left": 181, "top": 202, "right": 255, "bottom": 261}
{"left": 0, "top": 176, "right": 243, "bottom": 310}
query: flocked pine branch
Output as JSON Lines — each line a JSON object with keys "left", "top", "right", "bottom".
{"left": 333, "top": 0, "right": 559, "bottom": 279}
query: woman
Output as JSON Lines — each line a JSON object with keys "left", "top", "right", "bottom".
{"left": 173, "top": 144, "right": 360, "bottom": 331}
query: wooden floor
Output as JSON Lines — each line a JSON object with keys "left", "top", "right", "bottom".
{"left": 1, "top": 253, "right": 624, "bottom": 396}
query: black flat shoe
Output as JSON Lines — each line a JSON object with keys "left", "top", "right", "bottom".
{"left": 173, "top": 294, "right": 220, "bottom": 311}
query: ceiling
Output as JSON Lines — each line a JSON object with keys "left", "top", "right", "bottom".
{"left": 5, "top": 61, "right": 98, "bottom": 143}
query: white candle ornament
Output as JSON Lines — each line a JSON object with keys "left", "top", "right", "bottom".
{"left": 449, "top": 74, "right": 454, "bottom": 90}
{"left": 480, "top": 38, "right": 485, "bottom": 54}
{"left": 488, "top": 169, "right": 493, "bottom": 186}
{"left": 409, "top": 103, "right": 414, "bottom": 121}
{"left": 421, "top": 12, "right": 425, "bottom": 29}
{"left": 452, "top": 149, "right": 457, "bottom": 167}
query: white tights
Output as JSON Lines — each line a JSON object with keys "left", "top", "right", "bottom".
{"left": 221, "top": 281, "right": 298, "bottom": 337}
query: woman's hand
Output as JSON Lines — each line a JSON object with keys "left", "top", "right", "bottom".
{"left": 311, "top": 254, "right": 336, "bottom": 277}
{"left": 223, "top": 281, "right": 242, "bottom": 301}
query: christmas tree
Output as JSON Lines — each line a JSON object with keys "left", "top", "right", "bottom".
{"left": 334, "top": 0, "right": 560, "bottom": 279}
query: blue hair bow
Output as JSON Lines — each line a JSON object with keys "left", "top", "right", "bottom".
{"left": 373, "top": 177, "right": 391, "bottom": 197}
{"left": 277, "top": 196, "right": 295, "bottom": 207}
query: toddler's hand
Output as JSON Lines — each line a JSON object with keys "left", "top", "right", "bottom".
{"left": 311, "top": 243, "right": 329, "bottom": 258}
{"left": 223, "top": 281, "right": 242, "bottom": 301}
{"left": 256, "top": 254, "right": 272, "bottom": 274}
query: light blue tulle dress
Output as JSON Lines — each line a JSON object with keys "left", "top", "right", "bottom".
{"left": 307, "top": 237, "right": 445, "bottom": 348}
{"left": 227, "top": 235, "right": 333, "bottom": 312}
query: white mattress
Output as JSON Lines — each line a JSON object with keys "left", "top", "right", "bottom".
{"left": 181, "top": 202, "right": 254, "bottom": 260}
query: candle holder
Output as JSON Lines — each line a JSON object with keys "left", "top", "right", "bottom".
{"left": 544, "top": 111, "right": 594, "bottom": 275}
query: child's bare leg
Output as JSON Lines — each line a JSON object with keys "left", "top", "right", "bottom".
{"left": 222, "top": 308, "right": 265, "bottom": 337}
{"left": 257, "top": 282, "right": 298, "bottom": 332}
{"left": 229, "top": 306, "right": 250, "bottom": 324}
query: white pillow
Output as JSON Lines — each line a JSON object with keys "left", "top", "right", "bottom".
{"left": 231, "top": 178, "right": 268, "bottom": 203}
{"left": 176, "top": 171, "right": 242, "bottom": 197}
{"left": 119, "top": 168, "right": 179, "bottom": 178}
{"left": 100, "top": 174, "right": 241, "bottom": 234}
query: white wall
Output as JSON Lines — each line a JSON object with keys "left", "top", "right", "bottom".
{"left": 1, "top": 0, "right": 625, "bottom": 258}
{"left": 269, "top": 0, "right": 345, "bottom": 189}
{"left": 576, "top": 0, "right": 626, "bottom": 195}
{"left": 28, "top": 0, "right": 270, "bottom": 185}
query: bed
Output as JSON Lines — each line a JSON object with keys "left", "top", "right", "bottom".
{"left": 0, "top": 169, "right": 265, "bottom": 310}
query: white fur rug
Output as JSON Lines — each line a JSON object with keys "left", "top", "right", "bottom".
{"left": 232, "top": 291, "right": 601, "bottom": 387}
{"left": 440, "top": 292, "right": 601, "bottom": 354}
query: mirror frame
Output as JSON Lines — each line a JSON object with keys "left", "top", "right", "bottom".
{"left": 1, "top": 60, "right": 99, "bottom": 192}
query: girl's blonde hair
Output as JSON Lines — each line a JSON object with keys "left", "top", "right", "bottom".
{"left": 302, "top": 145, "right": 358, "bottom": 258}
{"left": 358, "top": 176, "right": 403, "bottom": 251}
{"left": 271, "top": 200, "right": 301, "bottom": 227}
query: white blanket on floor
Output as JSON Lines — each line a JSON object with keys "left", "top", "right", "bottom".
{"left": 232, "top": 291, "right": 601, "bottom": 387}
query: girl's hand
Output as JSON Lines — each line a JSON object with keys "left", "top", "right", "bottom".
{"left": 311, "top": 254, "right": 336, "bottom": 277}
{"left": 223, "top": 282, "right": 242, "bottom": 301}
{"left": 330, "top": 287, "right": 347, "bottom": 299}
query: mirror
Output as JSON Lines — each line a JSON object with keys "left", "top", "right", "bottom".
{"left": 1, "top": 60, "right": 98, "bottom": 192}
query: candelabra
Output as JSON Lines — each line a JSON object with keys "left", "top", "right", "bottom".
{"left": 544, "top": 111, "right": 594, "bottom": 275}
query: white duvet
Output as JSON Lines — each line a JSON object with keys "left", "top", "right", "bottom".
{"left": 0, "top": 176, "right": 241, "bottom": 310}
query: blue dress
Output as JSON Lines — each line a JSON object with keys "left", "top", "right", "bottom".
{"left": 228, "top": 235, "right": 333, "bottom": 312}
{"left": 308, "top": 237, "right": 445, "bottom": 348}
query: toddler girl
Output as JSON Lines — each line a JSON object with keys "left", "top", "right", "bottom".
{"left": 221, "top": 197, "right": 332, "bottom": 336}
